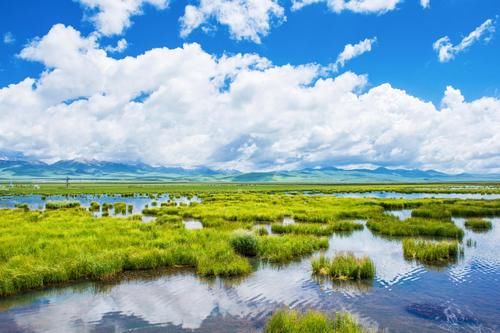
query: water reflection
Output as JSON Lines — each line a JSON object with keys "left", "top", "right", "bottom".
{"left": 1, "top": 220, "right": 499, "bottom": 332}
{"left": 386, "top": 209, "right": 413, "bottom": 220}
{"left": 183, "top": 218, "right": 203, "bottom": 230}
{"left": 0, "top": 194, "right": 201, "bottom": 218}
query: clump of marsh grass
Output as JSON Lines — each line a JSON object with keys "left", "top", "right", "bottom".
{"left": 367, "top": 215, "right": 464, "bottom": 240}
{"left": 464, "top": 218, "right": 492, "bottom": 232}
{"left": 156, "top": 214, "right": 182, "bottom": 225}
{"left": 312, "top": 253, "right": 375, "bottom": 280}
{"left": 255, "top": 226, "right": 269, "bottom": 236}
{"left": 402, "top": 239, "right": 460, "bottom": 265}
{"left": 113, "top": 202, "right": 127, "bottom": 215}
{"left": 257, "top": 235, "right": 328, "bottom": 263}
{"left": 271, "top": 221, "right": 363, "bottom": 236}
{"left": 89, "top": 201, "right": 100, "bottom": 211}
{"left": 14, "top": 203, "right": 29, "bottom": 211}
{"left": 45, "top": 201, "right": 80, "bottom": 210}
{"left": 411, "top": 205, "right": 452, "bottom": 220}
{"left": 264, "top": 309, "right": 367, "bottom": 333}
{"left": 102, "top": 202, "right": 112, "bottom": 212}
{"left": 230, "top": 231, "right": 258, "bottom": 257}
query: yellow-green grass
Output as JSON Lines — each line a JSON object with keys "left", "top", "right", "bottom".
{"left": 113, "top": 202, "right": 127, "bottom": 214}
{"left": 411, "top": 205, "right": 452, "bottom": 220}
{"left": 402, "top": 239, "right": 460, "bottom": 265}
{"left": 312, "top": 253, "right": 376, "bottom": 280}
{"left": 2, "top": 182, "right": 499, "bottom": 196}
{"left": 0, "top": 208, "right": 332, "bottom": 296}
{"left": 464, "top": 218, "right": 493, "bottom": 232}
{"left": 264, "top": 309, "right": 367, "bottom": 333}
{"left": 367, "top": 216, "right": 464, "bottom": 240}
{"left": 271, "top": 221, "right": 363, "bottom": 236}
{"left": 45, "top": 201, "right": 80, "bottom": 209}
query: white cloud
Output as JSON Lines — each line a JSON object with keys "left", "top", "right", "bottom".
{"left": 180, "top": 0, "right": 285, "bottom": 43}
{"left": 291, "top": 0, "right": 401, "bottom": 14}
{"left": 77, "top": 0, "right": 169, "bottom": 36}
{"left": 433, "top": 19, "right": 496, "bottom": 63}
{"left": 104, "top": 38, "right": 128, "bottom": 53}
{"left": 420, "top": 0, "right": 430, "bottom": 9}
{"left": 331, "top": 37, "right": 377, "bottom": 72}
{"left": 3, "top": 32, "right": 15, "bottom": 44}
{"left": 2, "top": 24, "right": 500, "bottom": 173}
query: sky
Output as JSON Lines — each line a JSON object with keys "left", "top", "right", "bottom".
{"left": 0, "top": 0, "right": 499, "bottom": 173}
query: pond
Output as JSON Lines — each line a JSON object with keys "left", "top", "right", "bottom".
{"left": 0, "top": 194, "right": 201, "bottom": 218}
{"left": 0, "top": 217, "right": 498, "bottom": 332}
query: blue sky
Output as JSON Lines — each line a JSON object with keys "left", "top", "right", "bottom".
{"left": 0, "top": 0, "right": 499, "bottom": 173}
{"left": 1, "top": 0, "right": 499, "bottom": 102}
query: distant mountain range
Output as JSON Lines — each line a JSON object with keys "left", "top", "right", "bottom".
{"left": 0, "top": 157, "right": 498, "bottom": 182}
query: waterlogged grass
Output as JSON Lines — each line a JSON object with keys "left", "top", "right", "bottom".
{"left": 1, "top": 184, "right": 499, "bottom": 296}
{"left": 271, "top": 221, "right": 363, "bottom": 236}
{"left": 113, "top": 202, "right": 127, "bottom": 214}
{"left": 464, "top": 218, "right": 493, "bottom": 232}
{"left": 0, "top": 209, "right": 254, "bottom": 296}
{"left": 367, "top": 215, "right": 464, "bottom": 240}
{"left": 230, "top": 232, "right": 258, "bottom": 257}
{"left": 312, "top": 254, "right": 376, "bottom": 280}
{"left": 45, "top": 201, "right": 80, "bottom": 209}
{"left": 402, "top": 239, "right": 460, "bottom": 265}
{"left": 89, "top": 201, "right": 100, "bottom": 211}
{"left": 411, "top": 205, "right": 452, "bottom": 220}
{"left": 257, "top": 235, "right": 329, "bottom": 263}
{"left": 0, "top": 208, "right": 334, "bottom": 296}
{"left": 265, "top": 309, "right": 367, "bottom": 333}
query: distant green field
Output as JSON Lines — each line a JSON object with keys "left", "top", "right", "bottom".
{"left": 0, "top": 181, "right": 499, "bottom": 195}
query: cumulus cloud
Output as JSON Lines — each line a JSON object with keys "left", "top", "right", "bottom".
{"left": 291, "top": 0, "right": 401, "bottom": 14}
{"left": 331, "top": 37, "right": 377, "bottom": 72}
{"left": 433, "top": 18, "right": 496, "bottom": 63}
{"left": 77, "top": 0, "right": 169, "bottom": 36}
{"left": 1, "top": 24, "right": 500, "bottom": 173}
{"left": 420, "top": 0, "right": 430, "bottom": 8}
{"left": 3, "top": 32, "right": 15, "bottom": 44}
{"left": 104, "top": 38, "right": 128, "bottom": 53}
{"left": 180, "top": 0, "right": 285, "bottom": 43}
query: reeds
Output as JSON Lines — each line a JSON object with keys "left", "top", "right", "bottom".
{"left": 311, "top": 253, "right": 375, "bottom": 280}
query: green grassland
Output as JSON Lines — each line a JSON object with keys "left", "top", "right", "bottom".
{"left": 1, "top": 182, "right": 499, "bottom": 196}
{"left": 0, "top": 182, "right": 498, "bottom": 296}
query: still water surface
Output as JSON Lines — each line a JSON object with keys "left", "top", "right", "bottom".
{"left": 0, "top": 213, "right": 498, "bottom": 332}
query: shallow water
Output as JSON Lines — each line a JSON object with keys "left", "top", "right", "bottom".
{"left": 0, "top": 194, "right": 200, "bottom": 218}
{"left": 183, "top": 218, "right": 204, "bottom": 230}
{"left": 1, "top": 217, "right": 499, "bottom": 332}
{"left": 307, "top": 191, "right": 500, "bottom": 200}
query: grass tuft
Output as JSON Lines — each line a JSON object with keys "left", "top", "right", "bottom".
{"left": 264, "top": 309, "right": 367, "bottom": 333}
{"left": 312, "top": 253, "right": 375, "bottom": 280}
{"left": 402, "top": 239, "right": 460, "bottom": 265}
{"left": 464, "top": 218, "right": 492, "bottom": 232}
